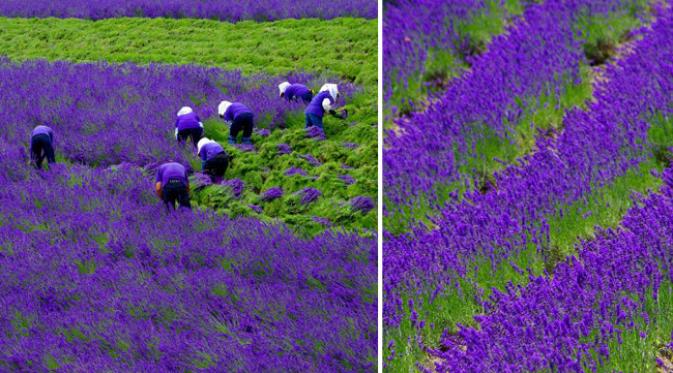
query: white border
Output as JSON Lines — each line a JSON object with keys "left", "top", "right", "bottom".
{"left": 377, "top": 0, "right": 384, "bottom": 370}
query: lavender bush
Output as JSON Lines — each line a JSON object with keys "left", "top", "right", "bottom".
{"left": 433, "top": 166, "right": 673, "bottom": 371}
{"left": 0, "top": 0, "right": 376, "bottom": 21}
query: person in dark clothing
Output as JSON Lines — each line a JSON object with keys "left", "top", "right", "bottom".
{"left": 155, "top": 162, "right": 191, "bottom": 211}
{"left": 197, "top": 137, "right": 229, "bottom": 183}
{"left": 278, "top": 81, "right": 314, "bottom": 104}
{"left": 30, "top": 125, "right": 56, "bottom": 169}
{"left": 174, "top": 106, "right": 204, "bottom": 149}
{"left": 217, "top": 100, "right": 255, "bottom": 145}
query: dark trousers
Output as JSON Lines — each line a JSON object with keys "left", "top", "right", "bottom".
{"left": 305, "top": 113, "right": 324, "bottom": 129}
{"left": 30, "top": 134, "right": 55, "bottom": 169}
{"left": 163, "top": 180, "right": 191, "bottom": 211}
{"left": 203, "top": 152, "right": 229, "bottom": 182}
{"left": 177, "top": 127, "right": 203, "bottom": 148}
{"left": 299, "top": 91, "right": 314, "bottom": 104}
{"left": 230, "top": 113, "right": 254, "bottom": 143}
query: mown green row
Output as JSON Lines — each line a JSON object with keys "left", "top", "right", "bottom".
{"left": 0, "top": 17, "right": 377, "bottom": 87}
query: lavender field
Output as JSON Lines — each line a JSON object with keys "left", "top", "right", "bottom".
{"left": 0, "top": 2, "right": 377, "bottom": 371}
{"left": 384, "top": 0, "right": 673, "bottom": 371}
{"left": 0, "top": 0, "right": 376, "bottom": 22}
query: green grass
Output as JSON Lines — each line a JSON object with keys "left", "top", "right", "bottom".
{"left": 190, "top": 83, "right": 377, "bottom": 237}
{"left": 384, "top": 112, "right": 673, "bottom": 371}
{"left": 0, "top": 17, "right": 377, "bottom": 87}
{"left": 0, "top": 16, "right": 378, "bottom": 235}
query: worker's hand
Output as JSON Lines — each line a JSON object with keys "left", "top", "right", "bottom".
{"left": 155, "top": 182, "right": 163, "bottom": 198}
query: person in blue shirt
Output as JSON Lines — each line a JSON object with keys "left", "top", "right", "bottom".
{"left": 174, "top": 106, "right": 204, "bottom": 149}
{"left": 304, "top": 83, "right": 347, "bottom": 129}
{"left": 217, "top": 101, "right": 254, "bottom": 145}
{"left": 155, "top": 162, "right": 191, "bottom": 211}
{"left": 30, "top": 125, "right": 56, "bottom": 169}
{"left": 197, "top": 137, "right": 229, "bottom": 183}
{"left": 278, "top": 81, "right": 314, "bottom": 104}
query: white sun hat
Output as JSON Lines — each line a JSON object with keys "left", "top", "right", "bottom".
{"left": 278, "top": 82, "right": 291, "bottom": 96}
{"left": 218, "top": 101, "right": 232, "bottom": 117}
{"left": 197, "top": 137, "right": 212, "bottom": 154}
{"left": 319, "top": 83, "right": 339, "bottom": 100}
{"left": 177, "top": 106, "right": 193, "bottom": 117}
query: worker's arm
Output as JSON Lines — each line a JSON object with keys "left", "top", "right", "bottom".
{"left": 155, "top": 182, "right": 163, "bottom": 198}
{"left": 322, "top": 98, "right": 335, "bottom": 112}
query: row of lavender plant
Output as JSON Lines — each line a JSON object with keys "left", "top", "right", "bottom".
{"left": 385, "top": 4, "right": 673, "bottom": 325}
{"left": 383, "top": 0, "right": 486, "bottom": 110}
{"left": 0, "top": 59, "right": 352, "bottom": 168}
{"left": 0, "top": 0, "right": 376, "bottom": 21}
{"left": 431, "top": 165, "right": 673, "bottom": 371}
{"left": 0, "top": 140, "right": 376, "bottom": 371}
{"left": 384, "top": 0, "right": 641, "bottom": 213}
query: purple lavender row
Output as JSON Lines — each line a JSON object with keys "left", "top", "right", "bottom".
{"left": 432, "top": 166, "right": 673, "bottom": 371}
{"left": 0, "top": 142, "right": 376, "bottom": 371}
{"left": 0, "top": 0, "right": 376, "bottom": 21}
{"left": 383, "top": 0, "right": 485, "bottom": 107}
{"left": 0, "top": 59, "right": 352, "bottom": 167}
{"left": 384, "top": 7, "right": 673, "bottom": 325}
{"left": 384, "top": 0, "right": 638, "bottom": 210}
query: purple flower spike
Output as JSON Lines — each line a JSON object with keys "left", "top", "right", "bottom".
{"left": 262, "top": 186, "right": 283, "bottom": 201}
{"left": 285, "top": 167, "right": 307, "bottom": 176}
{"left": 306, "top": 126, "right": 326, "bottom": 140}
{"left": 222, "top": 178, "right": 245, "bottom": 197}
{"left": 300, "top": 187, "right": 321, "bottom": 205}
{"left": 350, "top": 196, "right": 374, "bottom": 213}
{"left": 277, "top": 143, "right": 292, "bottom": 155}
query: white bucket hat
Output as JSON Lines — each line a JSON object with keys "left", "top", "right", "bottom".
{"left": 278, "top": 82, "right": 291, "bottom": 96}
{"left": 177, "top": 106, "right": 193, "bottom": 117}
{"left": 319, "top": 83, "right": 339, "bottom": 100}
{"left": 197, "top": 137, "right": 212, "bottom": 154}
{"left": 218, "top": 101, "right": 232, "bottom": 117}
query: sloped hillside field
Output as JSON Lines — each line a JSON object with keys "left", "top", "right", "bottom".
{"left": 0, "top": 7, "right": 377, "bottom": 372}
{"left": 384, "top": 0, "right": 673, "bottom": 371}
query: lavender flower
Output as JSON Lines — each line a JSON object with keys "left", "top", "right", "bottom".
{"left": 299, "top": 187, "right": 321, "bottom": 205}
{"left": 277, "top": 143, "right": 292, "bottom": 155}
{"left": 0, "top": 0, "right": 376, "bottom": 21}
{"left": 305, "top": 126, "right": 326, "bottom": 140}
{"left": 262, "top": 187, "right": 283, "bottom": 201}
{"left": 351, "top": 196, "right": 374, "bottom": 213}
{"left": 222, "top": 178, "right": 245, "bottom": 198}
{"left": 284, "top": 167, "right": 307, "bottom": 176}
